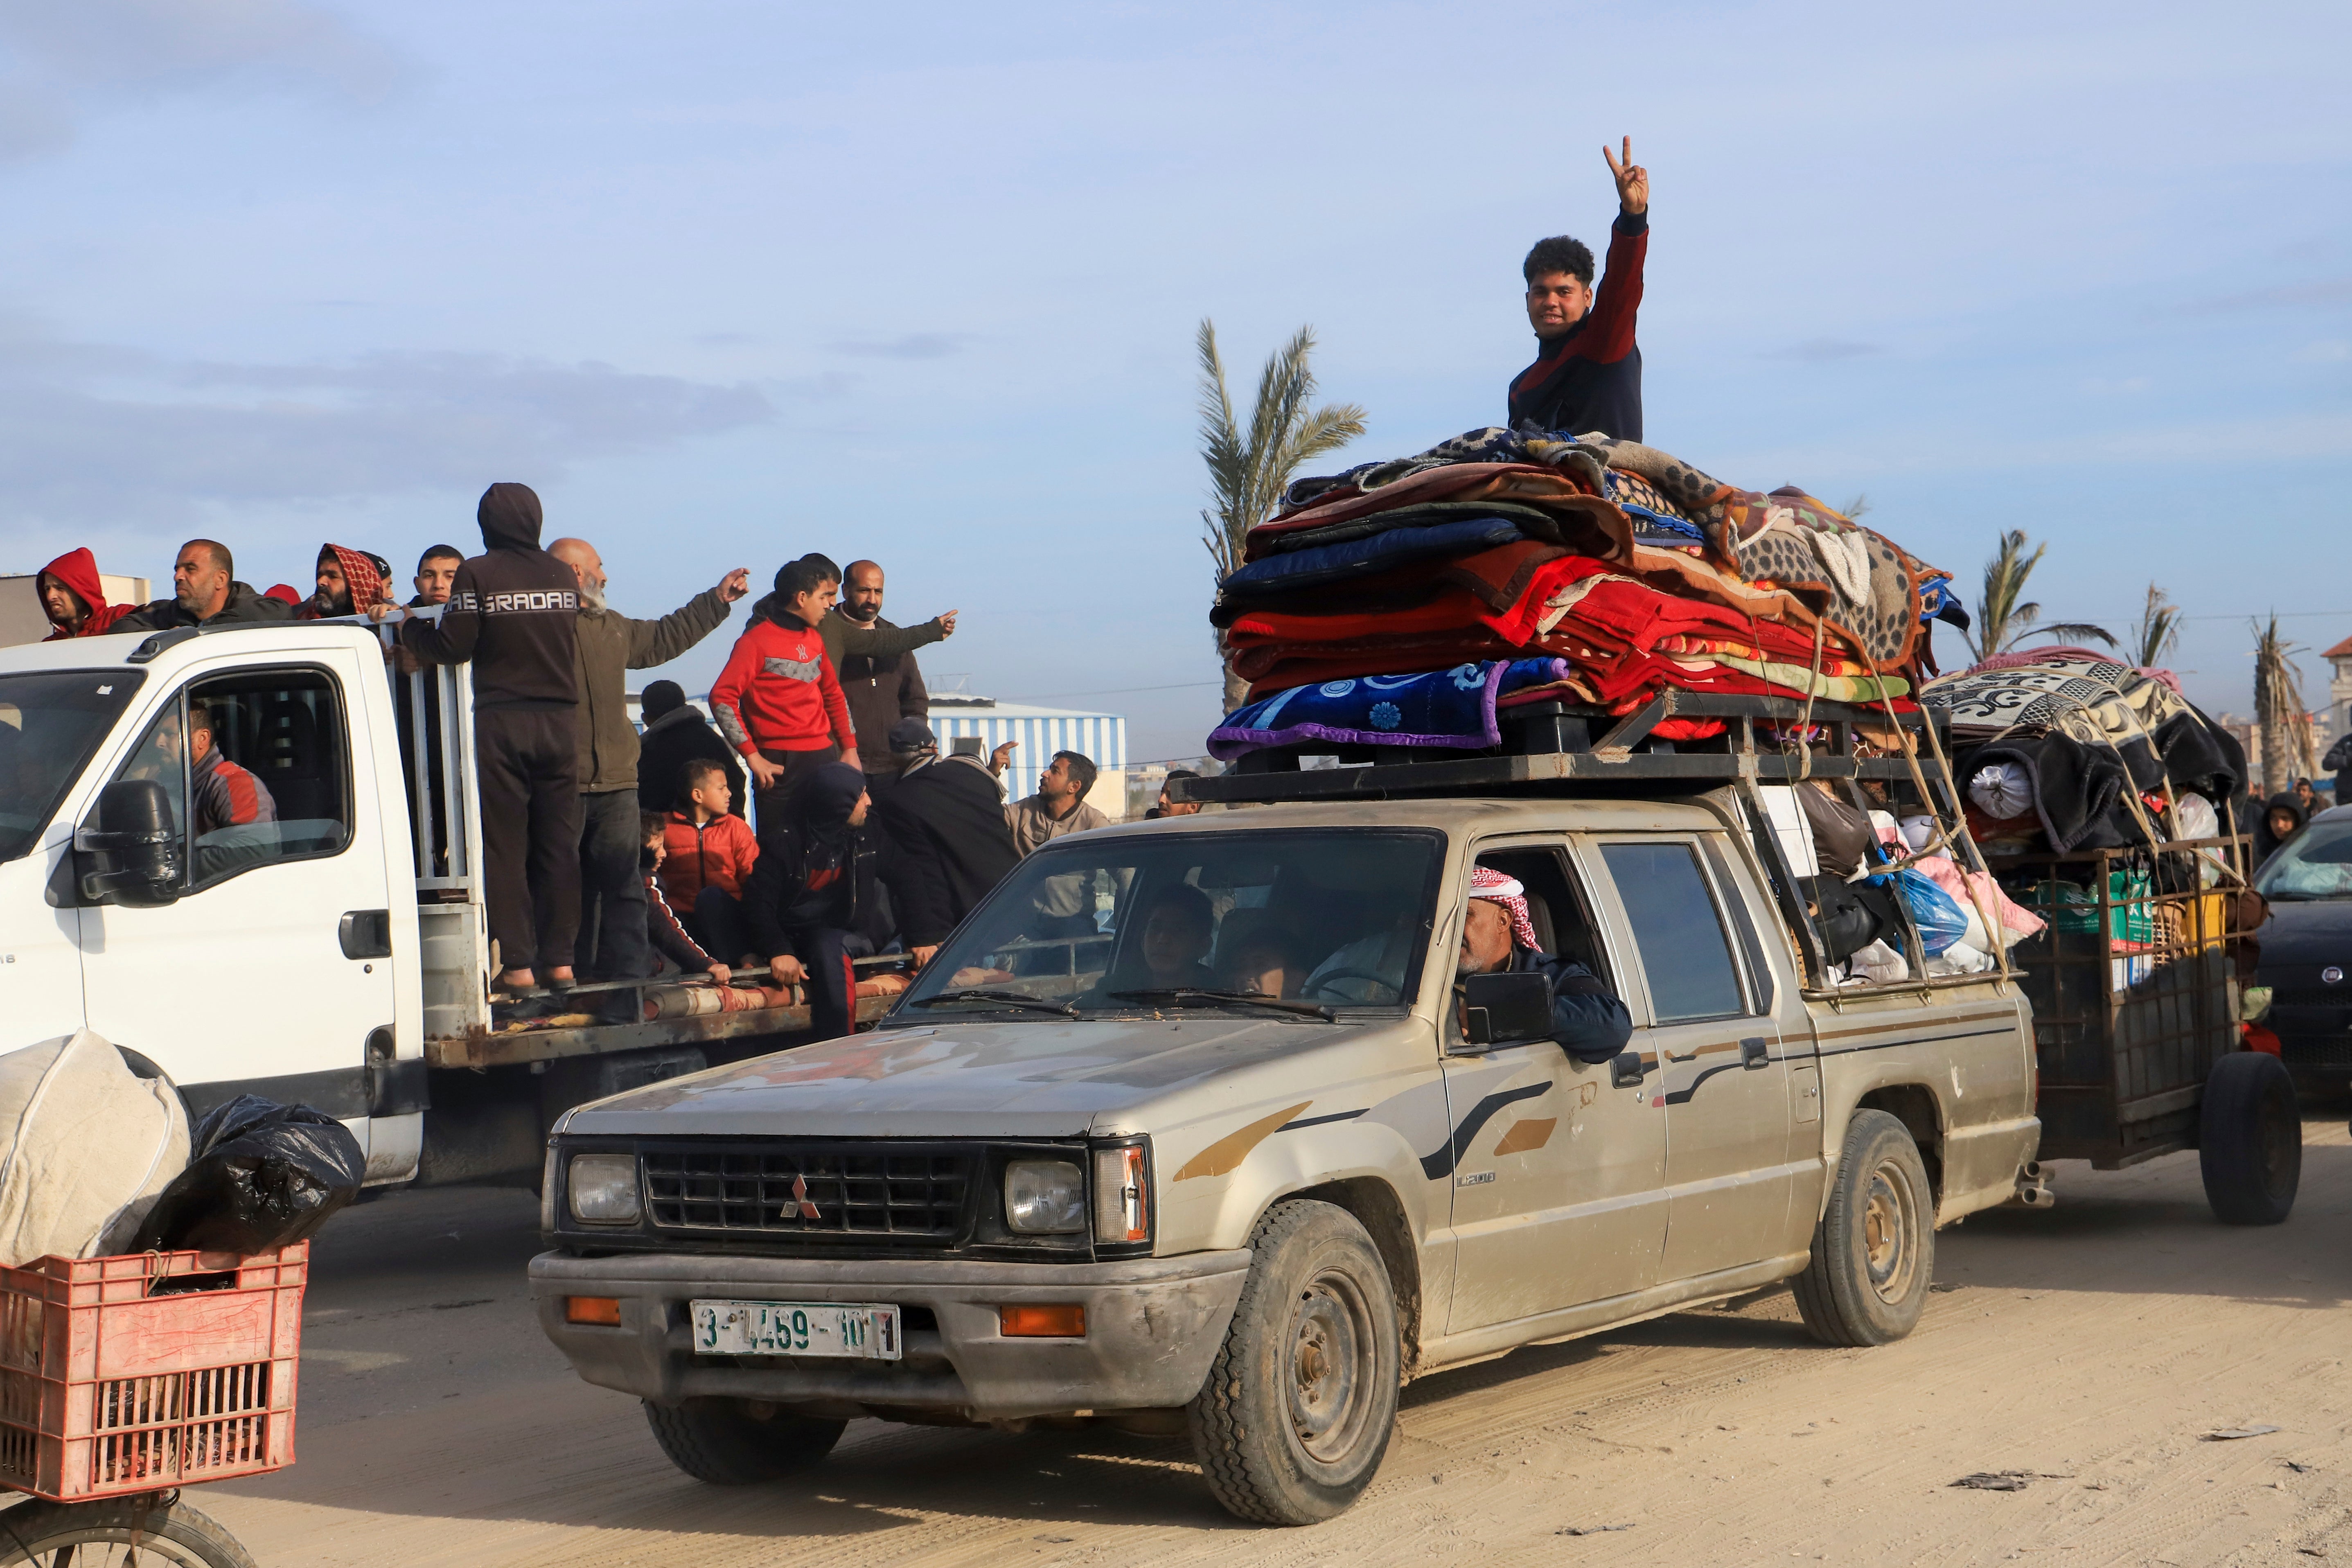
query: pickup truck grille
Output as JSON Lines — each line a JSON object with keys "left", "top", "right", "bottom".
{"left": 640, "top": 1144, "right": 972, "bottom": 1242}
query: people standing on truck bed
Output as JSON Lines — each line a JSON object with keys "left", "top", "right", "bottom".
{"left": 372, "top": 482, "right": 583, "bottom": 998}
{"left": 709, "top": 556, "right": 861, "bottom": 827}
{"left": 1507, "top": 137, "right": 1651, "bottom": 442}
{"left": 1456, "top": 866, "right": 1631, "bottom": 1061}
{"left": 744, "top": 761, "right": 887, "bottom": 1040}
{"left": 660, "top": 758, "right": 762, "bottom": 968}
{"left": 828, "top": 558, "right": 941, "bottom": 799}
{"left": 634, "top": 680, "right": 745, "bottom": 821}
{"left": 548, "top": 537, "right": 747, "bottom": 1003}
{"left": 873, "top": 719, "right": 1020, "bottom": 970}
{"left": 409, "top": 544, "right": 463, "bottom": 608}
{"left": 117, "top": 540, "right": 296, "bottom": 633}
{"left": 295, "top": 544, "right": 393, "bottom": 620}
{"left": 34, "top": 548, "right": 136, "bottom": 641}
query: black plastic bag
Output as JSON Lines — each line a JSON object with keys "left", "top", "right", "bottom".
{"left": 132, "top": 1095, "right": 366, "bottom": 1255}
{"left": 1802, "top": 875, "right": 1903, "bottom": 963}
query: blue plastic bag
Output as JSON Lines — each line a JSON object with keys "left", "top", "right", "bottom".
{"left": 1893, "top": 868, "right": 1970, "bottom": 956}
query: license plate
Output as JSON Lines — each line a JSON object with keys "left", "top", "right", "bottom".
{"left": 690, "top": 1299, "right": 903, "bottom": 1360}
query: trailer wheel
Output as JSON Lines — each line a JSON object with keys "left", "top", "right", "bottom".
{"left": 643, "top": 1398, "right": 846, "bottom": 1485}
{"left": 1186, "top": 1199, "right": 1400, "bottom": 1525}
{"left": 1793, "top": 1109, "right": 1934, "bottom": 1347}
{"left": 2200, "top": 1051, "right": 2300, "bottom": 1226}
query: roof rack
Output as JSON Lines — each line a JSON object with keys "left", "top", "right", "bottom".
{"left": 1173, "top": 691, "right": 1952, "bottom": 807}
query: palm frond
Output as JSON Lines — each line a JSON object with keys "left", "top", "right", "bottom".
{"left": 2021, "top": 622, "right": 2118, "bottom": 648}
{"left": 2130, "top": 582, "right": 2182, "bottom": 669}
{"left": 2252, "top": 613, "right": 2318, "bottom": 788}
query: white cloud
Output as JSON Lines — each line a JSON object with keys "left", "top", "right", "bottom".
{"left": 0, "top": 0, "right": 410, "bottom": 100}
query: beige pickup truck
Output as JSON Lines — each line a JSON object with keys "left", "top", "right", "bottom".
{"left": 532, "top": 724, "right": 2041, "bottom": 1526}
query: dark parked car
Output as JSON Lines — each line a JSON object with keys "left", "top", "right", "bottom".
{"left": 2253, "top": 805, "right": 2352, "bottom": 1090}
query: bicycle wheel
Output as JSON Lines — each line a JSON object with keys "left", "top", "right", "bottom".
{"left": 0, "top": 1493, "right": 257, "bottom": 1567}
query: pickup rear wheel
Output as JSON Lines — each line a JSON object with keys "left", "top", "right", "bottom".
{"left": 1186, "top": 1199, "right": 1400, "bottom": 1525}
{"left": 1794, "top": 1109, "right": 1933, "bottom": 1347}
{"left": 643, "top": 1398, "right": 846, "bottom": 1485}
{"left": 2199, "top": 1050, "right": 2300, "bottom": 1226}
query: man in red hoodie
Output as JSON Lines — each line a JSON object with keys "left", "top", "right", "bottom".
{"left": 36, "top": 549, "right": 136, "bottom": 641}
{"left": 708, "top": 556, "right": 860, "bottom": 832}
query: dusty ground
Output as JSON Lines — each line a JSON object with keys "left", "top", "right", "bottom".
{"left": 183, "top": 1116, "right": 2352, "bottom": 1568}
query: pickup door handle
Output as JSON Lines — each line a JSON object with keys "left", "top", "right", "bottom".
{"left": 339, "top": 909, "right": 392, "bottom": 960}
{"left": 1741, "top": 1036, "right": 1770, "bottom": 1070}
{"left": 1610, "top": 1052, "right": 1646, "bottom": 1088}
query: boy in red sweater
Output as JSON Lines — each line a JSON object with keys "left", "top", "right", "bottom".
{"left": 660, "top": 759, "right": 760, "bottom": 964}
{"left": 709, "top": 556, "right": 857, "bottom": 832}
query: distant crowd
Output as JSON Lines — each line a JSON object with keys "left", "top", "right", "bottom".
{"left": 28, "top": 482, "right": 1188, "bottom": 1032}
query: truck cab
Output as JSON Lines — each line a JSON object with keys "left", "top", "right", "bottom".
{"left": 530, "top": 723, "right": 2042, "bottom": 1526}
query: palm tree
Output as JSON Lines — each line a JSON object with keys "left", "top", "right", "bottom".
{"left": 1197, "top": 320, "right": 1367, "bottom": 710}
{"left": 2128, "top": 582, "right": 2183, "bottom": 670}
{"left": 2251, "top": 614, "right": 2316, "bottom": 795}
{"left": 1964, "top": 529, "right": 2115, "bottom": 660}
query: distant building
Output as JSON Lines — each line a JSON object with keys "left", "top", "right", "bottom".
{"left": 2324, "top": 634, "right": 2352, "bottom": 757}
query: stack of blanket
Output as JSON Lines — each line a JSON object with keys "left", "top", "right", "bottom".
{"left": 1919, "top": 648, "right": 2248, "bottom": 855}
{"left": 1209, "top": 427, "right": 1965, "bottom": 760}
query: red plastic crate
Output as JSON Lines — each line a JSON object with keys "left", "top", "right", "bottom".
{"left": 0, "top": 1244, "right": 305, "bottom": 1501}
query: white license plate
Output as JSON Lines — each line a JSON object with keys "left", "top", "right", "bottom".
{"left": 690, "top": 1299, "right": 903, "bottom": 1361}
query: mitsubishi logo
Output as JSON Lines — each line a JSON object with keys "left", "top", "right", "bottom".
{"left": 787, "top": 1173, "right": 821, "bottom": 1221}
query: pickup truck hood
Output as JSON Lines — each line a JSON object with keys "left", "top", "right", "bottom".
{"left": 562, "top": 1015, "right": 1377, "bottom": 1139}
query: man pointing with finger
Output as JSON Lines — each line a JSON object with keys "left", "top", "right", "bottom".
{"left": 1508, "top": 136, "right": 1651, "bottom": 442}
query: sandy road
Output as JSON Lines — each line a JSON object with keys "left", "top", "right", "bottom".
{"left": 192, "top": 1116, "right": 2352, "bottom": 1568}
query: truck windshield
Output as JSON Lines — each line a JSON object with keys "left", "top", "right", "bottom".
{"left": 900, "top": 827, "right": 1445, "bottom": 1016}
{"left": 2255, "top": 817, "right": 2352, "bottom": 901}
{"left": 0, "top": 670, "right": 145, "bottom": 864}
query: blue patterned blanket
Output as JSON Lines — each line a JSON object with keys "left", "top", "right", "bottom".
{"left": 1209, "top": 658, "right": 1572, "bottom": 760}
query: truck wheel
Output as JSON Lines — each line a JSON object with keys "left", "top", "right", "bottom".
{"left": 643, "top": 1398, "right": 846, "bottom": 1485}
{"left": 2200, "top": 1051, "right": 2300, "bottom": 1226}
{"left": 0, "top": 1494, "right": 257, "bottom": 1567}
{"left": 1793, "top": 1109, "right": 1934, "bottom": 1348}
{"left": 1186, "top": 1199, "right": 1400, "bottom": 1525}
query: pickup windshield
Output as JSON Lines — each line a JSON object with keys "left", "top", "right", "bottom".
{"left": 0, "top": 671, "right": 144, "bottom": 864}
{"left": 2255, "top": 817, "right": 2352, "bottom": 900}
{"left": 898, "top": 827, "right": 1444, "bottom": 1016}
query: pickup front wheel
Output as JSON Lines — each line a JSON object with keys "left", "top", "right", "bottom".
{"left": 1187, "top": 1199, "right": 1400, "bottom": 1525}
{"left": 1794, "top": 1109, "right": 1934, "bottom": 1347}
{"left": 643, "top": 1398, "right": 846, "bottom": 1485}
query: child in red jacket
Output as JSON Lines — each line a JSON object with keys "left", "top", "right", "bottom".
{"left": 708, "top": 557, "right": 857, "bottom": 828}
{"left": 659, "top": 760, "right": 760, "bottom": 965}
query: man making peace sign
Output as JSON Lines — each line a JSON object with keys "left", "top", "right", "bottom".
{"left": 1508, "top": 137, "right": 1651, "bottom": 442}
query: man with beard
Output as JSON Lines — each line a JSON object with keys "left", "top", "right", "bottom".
{"left": 547, "top": 537, "right": 748, "bottom": 1001}
{"left": 34, "top": 548, "right": 137, "bottom": 641}
{"left": 373, "top": 483, "right": 583, "bottom": 999}
{"left": 118, "top": 540, "right": 296, "bottom": 632}
{"left": 827, "top": 559, "right": 936, "bottom": 792}
{"left": 301, "top": 544, "right": 394, "bottom": 619}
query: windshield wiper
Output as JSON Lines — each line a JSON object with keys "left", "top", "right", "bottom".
{"left": 910, "top": 988, "right": 1080, "bottom": 1018}
{"left": 1108, "top": 988, "right": 1336, "bottom": 1022}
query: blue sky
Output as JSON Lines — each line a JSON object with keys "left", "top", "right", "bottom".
{"left": 0, "top": 0, "right": 2345, "bottom": 762}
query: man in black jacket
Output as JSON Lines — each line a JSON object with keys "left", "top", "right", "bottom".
{"left": 635, "top": 680, "right": 746, "bottom": 819}
{"left": 374, "top": 482, "right": 582, "bottom": 995}
{"left": 874, "top": 721, "right": 1021, "bottom": 968}
{"left": 745, "top": 762, "right": 887, "bottom": 1040}
{"left": 828, "top": 560, "right": 933, "bottom": 790}
{"left": 117, "top": 540, "right": 297, "bottom": 632}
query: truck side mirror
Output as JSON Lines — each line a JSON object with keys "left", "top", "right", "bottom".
{"left": 78, "top": 778, "right": 183, "bottom": 907}
{"left": 1459, "top": 970, "right": 1554, "bottom": 1048}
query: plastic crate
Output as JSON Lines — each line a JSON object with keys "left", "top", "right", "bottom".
{"left": 0, "top": 1244, "right": 304, "bottom": 1502}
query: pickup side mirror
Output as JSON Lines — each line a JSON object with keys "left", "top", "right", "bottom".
{"left": 1459, "top": 970, "right": 1555, "bottom": 1048}
{"left": 78, "top": 779, "right": 183, "bottom": 907}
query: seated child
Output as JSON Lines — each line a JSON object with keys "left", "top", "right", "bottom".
{"left": 642, "top": 812, "right": 731, "bottom": 987}
{"left": 660, "top": 758, "right": 760, "bottom": 966}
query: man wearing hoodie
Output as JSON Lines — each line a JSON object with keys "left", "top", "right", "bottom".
{"left": 36, "top": 548, "right": 137, "bottom": 641}
{"left": 744, "top": 762, "right": 886, "bottom": 1041}
{"left": 546, "top": 536, "right": 748, "bottom": 987}
{"left": 873, "top": 720, "right": 1019, "bottom": 968}
{"left": 373, "top": 483, "right": 582, "bottom": 995}
{"left": 117, "top": 541, "right": 296, "bottom": 633}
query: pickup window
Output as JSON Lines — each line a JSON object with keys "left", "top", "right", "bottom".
{"left": 106, "top": 666, "right": 354, "bottom": 891}
{"left": 896, "top": 828, "right": 1445, "bottom": 1016}
{"left": 1596, "top": 839, "right": 1750, "bottom": 1022}
{"left": 0, "top": 670, "right": 144, "bottom": 863}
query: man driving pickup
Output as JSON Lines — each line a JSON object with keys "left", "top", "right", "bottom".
{"left": 1457, "top": 866, "right": 1630, "bottom": 1062}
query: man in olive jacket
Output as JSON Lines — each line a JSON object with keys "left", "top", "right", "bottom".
{"left": 550, "top": 539, "right": 749, "bottom": 988}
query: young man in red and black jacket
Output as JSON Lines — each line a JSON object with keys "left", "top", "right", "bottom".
{"left": 1507, "top": 138, "right": 1651, "bottom": 442}
{"left": 376, "top": 482, "right": 582, "bottom": 996}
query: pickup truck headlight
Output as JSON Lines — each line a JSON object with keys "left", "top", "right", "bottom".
{"left": 567, "top": 1153, "right": 643, "bottom": 1224}
{"left": 1004, "top": 1160, "right": 1086, "bottom": 1234}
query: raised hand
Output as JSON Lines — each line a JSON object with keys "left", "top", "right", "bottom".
{"left": 1603, "top": 136, "right": 1648, "bottom": 215}
{"left": 716, "top": 567, "right": 751, "bottom": 602}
